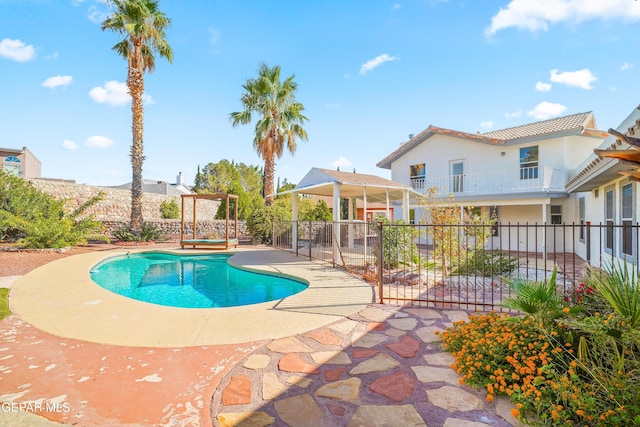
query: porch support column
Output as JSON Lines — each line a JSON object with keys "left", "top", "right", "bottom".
{"left": 363, "top": 187, "right": 368, "bottom": 255}
{"left": 386, "top": 189, "right": 390, "bottom": 219}
{"left": 333, "top": 183, "right": 341, "bottom": 264}
{"left": 347, "top": 197, "right": 354, "bottom": 248}
{"left": 403, "top": 190, "right": 409, "bottom": 222}
{"left": 292, "top": 193, "right": 298, "bottom": 252}
{"left": 363, "top": 187, "right": 368, "bottom": 222}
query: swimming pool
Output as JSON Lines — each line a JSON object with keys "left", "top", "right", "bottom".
{"left": 90, "top": 252, "right": 308, "bottom": 308}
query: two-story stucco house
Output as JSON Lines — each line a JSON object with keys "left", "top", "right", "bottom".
{"left": 0, "top": 146, "right": 41, "bottom": 179}
{"left": 377, "top": 112, "right": 609, "bottom": 252}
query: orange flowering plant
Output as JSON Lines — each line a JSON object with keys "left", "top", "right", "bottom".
{"left": 440, "top": 263, "right": 640, "bottom": 426}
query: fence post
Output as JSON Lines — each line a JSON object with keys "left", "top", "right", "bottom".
{"left": 309, "top": 221, "right": 312, "bottom": 261}
{"left": 377, "top": 221, "right": 384, "bottom": 304}
{"left": 294, "top": 220, "right": 298, "bottom": 256}
{"left": 586, "top": 221, "right": 591, "bottom": 263}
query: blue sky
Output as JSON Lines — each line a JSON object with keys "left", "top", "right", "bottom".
{"left": 2, "top": 0, "right": 640, "bottom": 187}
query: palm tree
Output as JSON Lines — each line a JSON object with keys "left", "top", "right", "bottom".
{"left": 102, "top": 0, "right": 173, "bottom": 232}
{"left": 230, "top": 63, "right": 308, "bottom": 205}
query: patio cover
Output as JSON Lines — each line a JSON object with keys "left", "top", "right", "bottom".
{"left": 280, "top": 167, "right": 417, "bottom": 221}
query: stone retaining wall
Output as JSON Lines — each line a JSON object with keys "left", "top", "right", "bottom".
{"left": 102, "top": 220, "right": 248, "bottom": 239}
{"left": 29, "top": 179, "right": 248, "bottom": 239}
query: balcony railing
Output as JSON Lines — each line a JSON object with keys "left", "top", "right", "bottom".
{"left": 409, "top": 165, "right": 563, "bottom": 196}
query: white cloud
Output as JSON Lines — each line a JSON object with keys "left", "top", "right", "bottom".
{"left": 535, "top": 81, "right": 552, "bottom": 92}
{"left": 359, "top": 53, "right": 398, "bottom": 75}
{"left": 89, "top": 80, "right": 154, "bottom": 106}
{"left": 45, "top": 52, "right": 59, "bottom": 60}
{"left": 330, "top": 156, "right": 352, "bottom": 169}
{"left": 62, "top": 139, "right": 78, "bottom": 151}
{"left": 89, "top": 81, "right": 129, "bottom": 106}
{"left": 392, "top": 3, "right": 401, "bottom": 10}
{"left": 621, "top": 62, "right": 633, "bottom": 70}
{"left": 88, "top": 5, "right": 108, "bottom": 24}
{"left": 0, "top": 38, "right": 36, "bottom": 62}
{"left": 85, "top": 135, "right": 114, "bottom": 148}
{"left": 505, "top": 110, "right": 522, "bottom": 119}
{"left": 609, "top": 86, "right": 617, "bottom": 92}
{"left": 527, "top": 101, "right": 567, "bottom": 120}
{"left": 42, "top": 75, "right": 73, "bottom": 89}
{"left": 480, "top": 121, "right": 494, "bottom": 130}
{"left": 550, "top": 68, "right": 596, "bottom": 89}
{"left": 143, "top": 94, "right": 155, "bottom": 105}
{"left": 486, "top": 0, "right": 640, "bottom": 36}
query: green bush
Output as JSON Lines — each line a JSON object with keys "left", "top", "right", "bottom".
{"left": 247, "top": 204, "right": 291, "bottom": 244}
{"left": 113, "top": 222, "right": 163, "bottom": 242}
{"left": 160, "top": 199, "right": 179, "bottom": 219}
{"left": 453, "top": 250, "right": 518, "bottom": 277}
{"left": 375, "top": 216, "right": 420, "bottom": 269}
{"left": 0, "top": 171, "right": 106, "bottom": 248}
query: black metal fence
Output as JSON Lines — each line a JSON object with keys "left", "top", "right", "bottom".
{"left": 273, "top": 220, "right": 639, "bottom": 311}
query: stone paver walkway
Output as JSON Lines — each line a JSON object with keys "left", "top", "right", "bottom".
{"left": 211, "top": 305, "right": 522, "bottom": 427}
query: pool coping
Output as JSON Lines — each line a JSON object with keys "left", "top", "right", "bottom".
{"left": 9, "top": 247, "right": 375, "bottom": 347}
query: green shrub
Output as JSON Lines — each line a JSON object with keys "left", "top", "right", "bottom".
{"left": 113, "top": 222, "right": 163, "bottom": 242}
{"left": 0, "top": 171, "right": 106, "bottom": 248}
{"left": 453, "top": 250, "right": 518, "bottom": 277}
{"left": 160, "top": 199, "right": 179, "bottom": 219}
{"left": 247, "top": 204, "right": 291, "bottom": 244}
{"left": 374, "top": 216, "right": 420, "bottom": 269}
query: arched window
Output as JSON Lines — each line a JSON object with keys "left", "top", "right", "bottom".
{"left": 3, "top": 156, "right": 21, "bottom": 176}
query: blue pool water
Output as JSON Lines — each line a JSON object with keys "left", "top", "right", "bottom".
{"left": 90, "top": 252, "right": 308, "bottom": 308}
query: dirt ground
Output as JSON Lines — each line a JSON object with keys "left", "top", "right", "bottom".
{"left": 0, "top": 241, "right": 180, "bottom": 276}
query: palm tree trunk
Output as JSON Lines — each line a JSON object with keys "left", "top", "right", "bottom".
{"left": 264, "top": 155, "right": 275, "bottom": 205}
{"left": 128, "top": 67, "right": 145, "bottom": 232}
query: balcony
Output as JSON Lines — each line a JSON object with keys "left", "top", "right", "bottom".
{"left": 409, "top": 165, "right": 565, "bottom": 197}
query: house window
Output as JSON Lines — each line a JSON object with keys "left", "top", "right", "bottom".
{"left": 621, "top": 183, "right": 634, "bottom": 257}
{"left": 578, "top": 197, "right": 585, "bottom": 242}
{"left": 3, "top": 155, "right": 21, "bottom": 177}
{"left": 409, "top": 209, "right": 416, "bottom": 225}
{"left": 605, "top": 188, "right": 615, "bottom": 253}
{"left": 550, "top": 206, "right": 562, "bottom": 225}
{"left": 450, "top": 161, "right": 464, "bottom": 193}
{"left": 519, "top": 146, "right": 538, "bottom": 180}
{"left": 409, "top": 163, "right": 425, "bottom": 190}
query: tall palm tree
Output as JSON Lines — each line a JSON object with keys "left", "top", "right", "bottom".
{"left": 230, "top": 63, "right": 308, "bottom": 205}
{"left": 102, "top": 0, "right": 173, "bottom": 232}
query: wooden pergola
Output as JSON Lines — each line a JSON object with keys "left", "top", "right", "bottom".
{"left": 180, "top": 193, "right": 239, "bottom": 250}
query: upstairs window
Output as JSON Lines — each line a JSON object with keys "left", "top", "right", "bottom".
{"left": 519, "top": 146, "right": 538, "bottom": 180}
{"left": 409, "top": 163, "right": 425, "bottom": 189}
{"left": 3, "top": 155, "right": 21, "bottom": 177}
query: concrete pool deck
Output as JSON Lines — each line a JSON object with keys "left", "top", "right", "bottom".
{"left": 1, "top": 247, "right": 522, "bottom": 426}
{"left": 9, "top": 248, "right": 375, "bottom": 347}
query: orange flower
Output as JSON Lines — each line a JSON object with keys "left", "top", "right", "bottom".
{"left": 511, "top": 408, "right": 520, "bottom": 418}
{"left": 486, "top": 394, "right": 494, "bottom": 403}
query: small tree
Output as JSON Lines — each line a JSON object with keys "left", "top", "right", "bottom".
{"left": 375, "top": 216, "right": 420, "bottom": 269}
{"left": 160, "top": 199, "right": 179, "bottom": 219}
{"left": 420, "top": 187, "right": 496, "bottom": 276}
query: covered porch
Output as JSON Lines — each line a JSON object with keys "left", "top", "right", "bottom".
{"left": 277, "top": 167, "right": 415, "bottom": 264}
